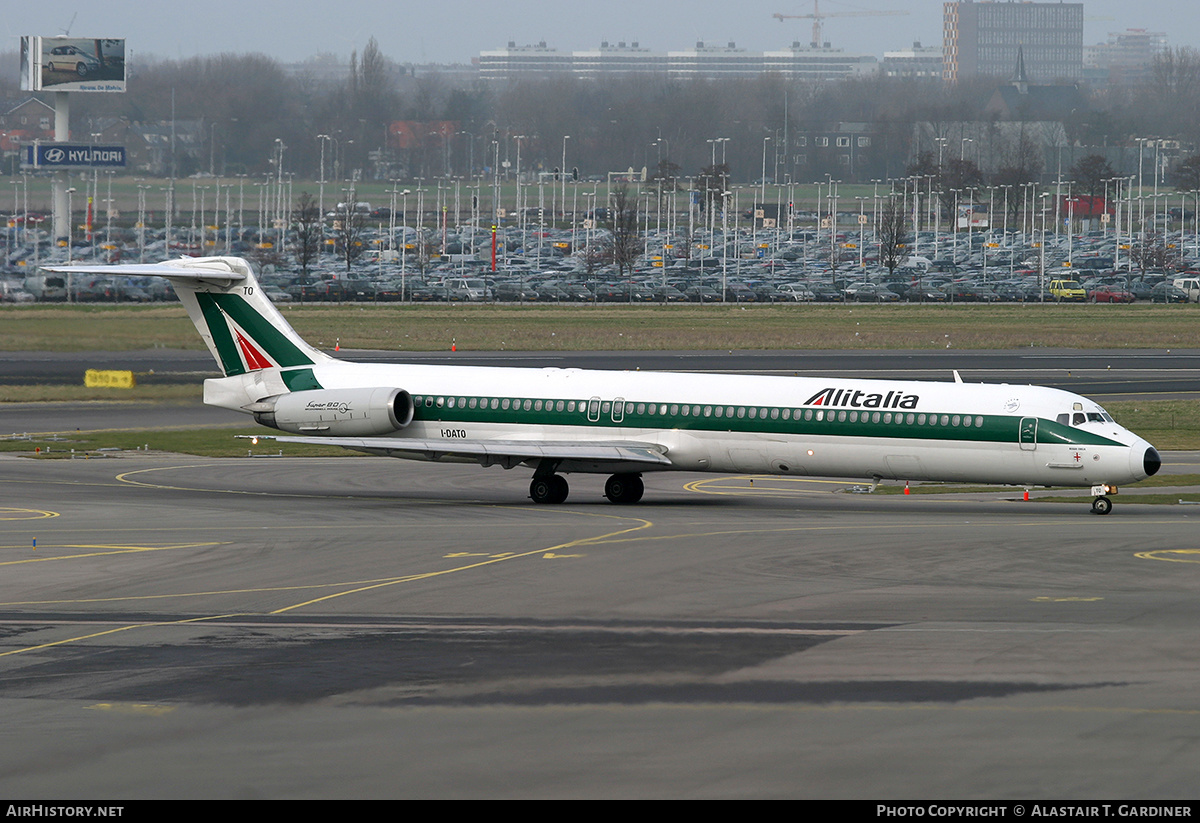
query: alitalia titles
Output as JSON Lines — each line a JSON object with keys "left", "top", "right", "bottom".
{"left": 805, "top": 387, "right": 920, "bottom": 410}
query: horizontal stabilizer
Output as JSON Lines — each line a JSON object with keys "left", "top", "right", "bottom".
{"left": 42, "top": 260, "right": 247, "bottom": 287}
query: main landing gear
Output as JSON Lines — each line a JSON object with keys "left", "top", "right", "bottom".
{"left": 529, "top": 474, "right": 570, "bottom": 505}
{"left": 604, "top": 473, "right": 644, "bottom": 504}
{"left": 528, "top": 472, "right": 644, "bottom": 505}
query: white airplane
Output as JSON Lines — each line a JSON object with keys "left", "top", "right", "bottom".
{"left": 46, "top": 256, "right": 1161, "bottom": 514}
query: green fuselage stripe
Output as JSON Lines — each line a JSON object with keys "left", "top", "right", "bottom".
{"left": 400, "top": 393, "right": 1125, "bottom": 448}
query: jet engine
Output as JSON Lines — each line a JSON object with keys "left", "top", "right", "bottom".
{"left": 250, "top": 387, "right": 414, "bottom": 436}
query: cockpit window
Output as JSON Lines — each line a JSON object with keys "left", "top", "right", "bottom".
{"left": 1087, "top": 413, "right": 1104, "bottom": 423}
{"left": 1073, "top": 413, "right": 1086, "bottom": 425}
{"left": 1057, "top": 413, "right": 1069, "bottom": 425}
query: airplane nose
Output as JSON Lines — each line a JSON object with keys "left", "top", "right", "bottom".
{"left": 1144, "top": 447, "right": 1161, "bottom": 477}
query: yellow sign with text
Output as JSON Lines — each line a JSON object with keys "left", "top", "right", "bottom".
{"left": 84, "top": 370, "right": 136, "bottom": 389}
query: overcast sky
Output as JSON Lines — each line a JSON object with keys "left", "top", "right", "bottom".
{"left": 8, "top": 1, "right": 1198, "bottom": 66}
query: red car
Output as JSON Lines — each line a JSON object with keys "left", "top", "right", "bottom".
{"left": 1088, "top": 286, "right": 1135, "bottom": 303}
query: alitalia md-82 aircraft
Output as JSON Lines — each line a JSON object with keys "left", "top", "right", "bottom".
{"left": 47, "top": 256, "right": 1161, "bottom": 514}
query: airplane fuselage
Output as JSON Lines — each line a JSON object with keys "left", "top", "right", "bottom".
{"left": 217, "top": 359, "right": 1160, "bottom": 490}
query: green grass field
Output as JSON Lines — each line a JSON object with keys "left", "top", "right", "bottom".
{"left": 4, "top": 301, "right": 1200, "bottom": 353}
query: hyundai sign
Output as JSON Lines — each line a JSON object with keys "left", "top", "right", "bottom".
{"left": 23, "top": 143, "right": 127, "bottom": 169}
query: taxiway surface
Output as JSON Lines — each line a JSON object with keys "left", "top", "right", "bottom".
{"left": 1, "top": 451, "right": 1198, "bottom": 798}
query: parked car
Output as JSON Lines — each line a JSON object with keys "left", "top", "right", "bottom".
{"left": 1148, "top": 282, "right": 1189, "bottom": 303}
{"left": 1047, "top": 279, "right": 1087, "bottom": 302}
{"left": 43, "top": 44, "right": 102, "bottom": 77}
{"left": 1088, "top": 286, "right": 1135, "bottom": 304}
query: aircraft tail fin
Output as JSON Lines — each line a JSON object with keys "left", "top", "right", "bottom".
{"left": 43, "top": 256, "right": 332, "bottom": 377}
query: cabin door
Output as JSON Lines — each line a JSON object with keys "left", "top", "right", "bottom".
{"left": 1019, "top": 417, "right": 1038, "bottom": 451}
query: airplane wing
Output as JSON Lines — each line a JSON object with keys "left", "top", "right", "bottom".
{"left": 244, "top": 435, "right": 674, "bottom": 471}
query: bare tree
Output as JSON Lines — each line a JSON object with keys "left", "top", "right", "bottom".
{"left": 608, "top": 185, "right": 643, "bottom": 278}
{"left": 1070, "top": 154, "right": 1116, "bottom": 200}
{"left": 1129, "top": 233, "right": 1182, "bottom": 280}
{"left": 992, "top": 129, "right": 1043, "bottom": 226}
{"left": 291, "top": 191, "right": 323, "bottom": 280}
{"left": 332, "top": 186, "right": 367, "bottom": 275}
{"left": 877, "top": 196, "right": 909, "bottom": 279}
{"left": 695, "top": 163, "right": 730, "bottom": 217}
{"left": 412, "top": 229, "right": 440, "bottom": 276}
{"left": 1172, "top": 154, "right": 1200, "bottom": 191}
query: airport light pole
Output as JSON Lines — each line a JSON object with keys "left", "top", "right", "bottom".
{"left": 761, "top": 136, "right": 771, "bottom": 205}
{"left": 561, "top": 134, "right": 570, "bottom": 227}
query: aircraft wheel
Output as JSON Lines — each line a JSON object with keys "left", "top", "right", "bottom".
{"left": 1091, "top": 496, "right": 1112, "bottom": 515}
{"left": 530, "top": 475, "right": 569, "bottom": 504}
{"left": 605, "top": 473, "right": 644, "bottom": 504}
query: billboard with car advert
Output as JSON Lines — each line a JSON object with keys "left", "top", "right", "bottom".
{"left": 20, "top": 36, "right": 126, "bottom": 93}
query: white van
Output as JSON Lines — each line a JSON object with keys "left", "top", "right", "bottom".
{"left": 443, "top": 277, "right": 491, "bottom": 301}
{"left": 1172, "top": 276, "right": 1200, "bottom": 302}
{"left": 900, "top": 255, "right": 932, "bottom": 273}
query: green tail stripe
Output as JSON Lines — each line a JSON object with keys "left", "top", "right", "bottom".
{"left": 196, "top": 292, "right": 315, "bottom": 371}
{"left": 197, "top": 293, "right": 247, "bottom": 376}
{"left": 282, "top": 368, "right": 323, "bottom": 391}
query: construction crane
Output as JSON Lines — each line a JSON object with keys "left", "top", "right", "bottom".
{"left": 773, "top": 1, "right": 908, "bottom": 48}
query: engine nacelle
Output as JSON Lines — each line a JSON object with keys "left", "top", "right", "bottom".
{"left": 252, "top": 387, "right": 414, "bottom": 436}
